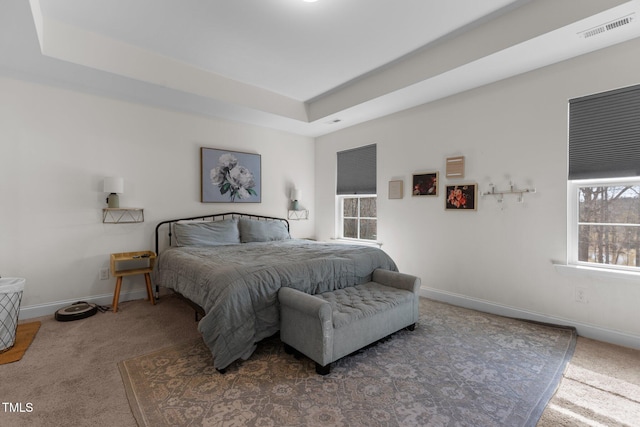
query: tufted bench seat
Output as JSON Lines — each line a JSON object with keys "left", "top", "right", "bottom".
{"left": 278, "top": 268, "right": 420, "bottom": 375}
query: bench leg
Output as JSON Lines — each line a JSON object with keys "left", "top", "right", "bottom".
{"left": 406, "top": 323, "right": 416, "bottom": 331}
{"left": 283, "top": 343, "right": 328, "bottom": 374}
{"left": 284, "top": 344, "right": 303, "bottom": 359}
{"left": 315, "top": 362, "right": 331, "bottom": 376}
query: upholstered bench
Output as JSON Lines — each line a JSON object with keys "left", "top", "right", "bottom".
{"left": 278, "top": 268, "right": 420, "bottom": 375}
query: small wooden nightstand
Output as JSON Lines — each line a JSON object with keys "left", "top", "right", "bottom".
{"left": 110, "top": 250, "right": 157, "bottom": 313}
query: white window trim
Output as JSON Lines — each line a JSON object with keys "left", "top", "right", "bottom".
{"left": 554, "top": 263, "right": 640, "bottom": 281}
{"left": 563, "top": 177, "right": 640, "bottom": 279}
{"left": 335, "top": 195, "right": 380, "bottom": 245}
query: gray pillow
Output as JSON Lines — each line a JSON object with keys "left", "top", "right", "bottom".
{"left": 238, "top": 218, "right": 290, "bottom": 243}
{"left": 174, "top": 218, "right": 240, "bottom": 246}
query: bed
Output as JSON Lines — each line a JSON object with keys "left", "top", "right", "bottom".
{"left": 152, "top": 212, "right": 398, "bottom": 371}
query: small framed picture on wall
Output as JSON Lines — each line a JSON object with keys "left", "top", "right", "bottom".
{"left": 445, "top": 184, "right": 477, "bottom": 210}
{"left": 412, "top": 172, "right": 438, "bottom": 196}
{"left": 388, "top": 180, "right": 404, "bottom": 199}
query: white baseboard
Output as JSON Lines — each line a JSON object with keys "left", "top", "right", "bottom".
{"left": 19, "top": 286, "right": 640, "bottom": 350}
{"left": 19, "top": 289, "right": 150, "bottom": 320}
{"left": 420, "top": 286, "right": 640, "bottom": 350}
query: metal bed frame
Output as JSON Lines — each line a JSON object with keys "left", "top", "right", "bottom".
{"left": 154, "top": 211, "right": 290, "bottom": 255}
{"left": 153, "top": 212, "right": 290, "bottom": 307}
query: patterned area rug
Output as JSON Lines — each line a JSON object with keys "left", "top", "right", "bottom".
{"left": 119, "top": 299, "right": 576, "bottom": 427}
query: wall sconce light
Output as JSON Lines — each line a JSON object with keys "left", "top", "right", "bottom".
{"left": 290, "top": 188, "right": 301, "bottom": 211}
{"left": 104, "top": 177, "right": 124, "bottom": 208}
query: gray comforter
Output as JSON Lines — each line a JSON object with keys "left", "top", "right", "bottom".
{"left": 152, "top": 239, "right": 398, "bottom": 370}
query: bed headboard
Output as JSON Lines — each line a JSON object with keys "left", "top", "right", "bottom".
{"left": 154, "top": 212, "right": 290, "bottom": 254}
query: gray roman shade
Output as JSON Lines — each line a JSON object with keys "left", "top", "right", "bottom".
{"left": 336, "top": 144, "right": 377, "bottom": 195}
{"left": 569, "top": 83, "right": 640, "bottom": 179}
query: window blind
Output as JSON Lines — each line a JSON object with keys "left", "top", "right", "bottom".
{"left": 336, "top": 144, "right": 377, "bottom": 195}
{"left": 569, "top": 83, "right": 640, "bottom": 179}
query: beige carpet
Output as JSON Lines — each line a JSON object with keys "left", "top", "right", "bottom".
{"left": 538, "top": 337, "right": 640, "bottom": 426}
{"left": 0, "top": 294, "right": 638, "bottom": 426}
{"left": 0, "top": 294, "right": 200, "bottom": 427}
{"left": 119, "top": 299, "right": 576, "bottom": 427}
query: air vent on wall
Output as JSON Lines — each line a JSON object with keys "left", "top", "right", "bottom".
{"left": 579, "top": 13, "right": 635, "bottom": 39}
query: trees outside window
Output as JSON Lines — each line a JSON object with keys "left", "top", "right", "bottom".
{"left": 568, "top": 84, "right": 640, "bottom": 271}
{"left": 578, "top": 184, "right": 640, "bottom": 268}
{"left": 341, "top": 196, "right": 377, "bottom": 241}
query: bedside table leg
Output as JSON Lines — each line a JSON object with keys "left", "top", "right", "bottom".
{"left": 144, "top": 273, "right": 155, "bottom": 306}
{"left": 112, "top": 276, "right": 123, "bottom": 313}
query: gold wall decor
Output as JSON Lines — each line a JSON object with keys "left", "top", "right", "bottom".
{"left": 445, "top": 156, "right": 465, "bottom": 178}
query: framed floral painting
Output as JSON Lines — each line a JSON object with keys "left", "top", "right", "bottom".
{"left": 445, "top": 183, "right": 477, "bottom": 210}
{"left": 412, "top": 172, "right": 438, "bottom": 196}
{"left": 201, "top": 147, "right": 261, "bottom": 203}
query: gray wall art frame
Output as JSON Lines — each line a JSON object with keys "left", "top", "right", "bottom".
{"left": 201, "top": 147, "right": 261, "bottom": 203}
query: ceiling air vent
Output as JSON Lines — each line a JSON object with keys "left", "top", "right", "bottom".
{"left": 579, "top": 13, "right": 635, "bottom": 39}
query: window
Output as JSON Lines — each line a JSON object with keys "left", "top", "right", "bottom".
{"left": 575, "top": 182, "right": 640, "bottom": 269}
{"left": 336, "top": 144, "right": 377, "bottom": 241}
{"left": 340, "top": 195, "right": 377, "bottom": 240}
{"left": 568, "top": 84, "right": 640, "bottom": 271}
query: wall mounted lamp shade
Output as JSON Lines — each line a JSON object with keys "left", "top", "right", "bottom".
{"left": 290, "top": 188, "right": 301, "bottom": 210}
{"left": 103, "top": 177, "right": 124, "bottom": 208}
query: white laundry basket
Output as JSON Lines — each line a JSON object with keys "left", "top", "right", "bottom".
{"left": 0, "top": 278, "right": 25, "bottom": 353}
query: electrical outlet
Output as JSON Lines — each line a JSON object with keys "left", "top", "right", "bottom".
{"left": 99, "top": 268, "right": 109, "bottom": 280}
{"left": 575, "top": 287, "right": 588, "bottom": 304}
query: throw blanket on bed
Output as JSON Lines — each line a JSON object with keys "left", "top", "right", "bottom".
{"left": 152, "top": 239, "right": 398, "bottom": 370}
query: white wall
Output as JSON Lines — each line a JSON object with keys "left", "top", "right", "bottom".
{"left": 3, "top": 25, "right": 639, "bottom": 350}
{"left": 0, "top": 77, "right": 315, "bottom": 315}
{"left": 315, "top": 38, "right": 640, "bottom": 349}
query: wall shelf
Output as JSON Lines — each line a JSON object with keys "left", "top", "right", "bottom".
{"left": 103, "top": 208, "right": 144, "bottom": 223}
{"left": 288, "top": 209, "right": 309, "bottom": 220}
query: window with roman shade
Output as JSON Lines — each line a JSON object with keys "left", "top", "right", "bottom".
{"left": 336, "top": 144, "right": 377, "bottom": 241}
{"left": 568, "top": 83, "right": 640, "bottom": 180}
{"left": 568, "top": 83, "right": 640, "bottom": 271}
{"left": 336, "top": 144, "right": 377, "bottom": 195}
